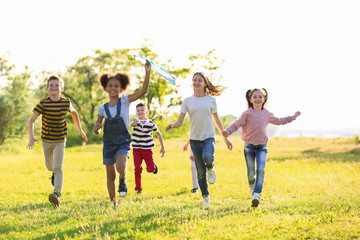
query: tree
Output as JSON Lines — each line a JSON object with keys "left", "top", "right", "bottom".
{"left": 2, "top": 67, "right": 34, "bottom": 138}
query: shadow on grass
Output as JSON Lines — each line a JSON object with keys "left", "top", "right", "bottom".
{"left": 269, "top": 147, "right": 360, "bottom": 163}
{"left": 301, "top": 147, "right": 360, "bottom": 162}
{"left": 24, "top": 197, "right": 249, "bottom": 239}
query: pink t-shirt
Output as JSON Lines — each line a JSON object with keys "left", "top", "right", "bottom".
{"left": 225, "top": 108, "right": 295, "bottom": 145}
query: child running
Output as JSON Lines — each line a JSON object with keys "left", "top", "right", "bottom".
{"left": 130, "top": 103, "right": 165, "bottom": 194}
{"left": 222, "top": 88, "right": 301, "bottom": 208}
{"left": 183, "top": 140, "right": 199, "bottom": 193}
{"left": 27, "top": 75, "right": 88, "bottom": 208}
{"left": 94, "top": 61, "right": 151, "bottom": 207}
{"left": 166, "top": 72, "right": 232, "bottom": 207}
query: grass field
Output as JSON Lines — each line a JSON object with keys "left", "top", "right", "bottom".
{"left": 0, "top": 136, "right": 359, "bottom": 239}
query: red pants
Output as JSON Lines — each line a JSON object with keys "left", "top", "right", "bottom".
{"left": 133, "top": 148, "right": 156, "bottom": 190}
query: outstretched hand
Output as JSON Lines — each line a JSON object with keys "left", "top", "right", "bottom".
{"left": 27, "top": 137, "right": 38, "bottom": 150}
{"left": 293, "top": 111, "right": 301, "bottom": 120}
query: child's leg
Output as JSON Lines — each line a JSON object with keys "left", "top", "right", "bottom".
{"left": 143, "top": 149, "right": 156, "bottom": 173}
{"left": 133, "top": 149, "right": 143, "bottom": 191}
{"left": 115, "top": 154, "right": 128, "bottom": 179}
{"left": 190, "top": 140, "right": 208, "bottom": 197}
{"left": 42, "top": 141, "right": 54, "bottom": 172}
{"left": 52, "top": 142, "right": 65, "bottom": 196}
{"left": 244, "top": 144, "right": 256, "bottom": 187}
{"left": 105, "top": 164, "right": 116, "bottom": 201}
{"left": 201, "top": 138, "right": 215, "bottom": 170}
{"left": 254, "top": 145, "right": 267, "bottom": 195}
{"left": 191, "top": 159, "right": 199, "bottom": 189}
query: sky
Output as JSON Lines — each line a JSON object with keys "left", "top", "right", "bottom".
{"left": 1, "top": 0, "right": 359, "bottom": 137}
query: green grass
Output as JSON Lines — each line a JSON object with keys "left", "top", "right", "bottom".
{"left": 0, "top": 137, "right": 359, "bottom": 239}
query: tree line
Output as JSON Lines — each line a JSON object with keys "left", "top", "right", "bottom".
{"left": 0, "top": 44, "right": 234, "bottom": 145}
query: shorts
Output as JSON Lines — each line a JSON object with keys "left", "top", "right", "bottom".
{"left": 103, "top": 142, "right": 131, "bottom": 165}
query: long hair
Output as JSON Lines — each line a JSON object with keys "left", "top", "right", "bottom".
{"left": 99, "top": 72, "right": 131, "bottom": 90}
{"left": 245, "top": 88, "right": 268, "bottom": 109}
{"left": 193, "top": 72, "right": 226, "bottom": 96}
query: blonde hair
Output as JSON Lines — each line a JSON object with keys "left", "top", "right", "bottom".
{"left": 193, "top": 72, "right": 225, "bottom": 96}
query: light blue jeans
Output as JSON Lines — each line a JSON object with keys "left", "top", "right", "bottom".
{"left": 244, "top": 144, "right": 268, "bottom": 195}
{"left": 190, "top": 137, "right": 215, "bottom": 197}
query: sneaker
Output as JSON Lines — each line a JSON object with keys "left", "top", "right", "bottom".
{"left": 48, "top": 193, "right": 60, "bottom": 208}
{"left": 50, "top": 173, "right": 54, "bottom": 186}
{"left": 118, "top": 179, "right": 128, "bottom": 197}
{"left": 207, "top": 167, "right": 216, "bottom": 184}
{"left": 202, "top": 196, "right": 210, "bottom": 208}
{"left": 111, "top": 200, "right": 118, "bottom": 210}
{"left": 153, "top": 163, "right": 158, "bottom": 174}
{"left": 251, "top": 194, "right": 260, "bottom": 208}
{"left": 191, "top": 188, "right": 199, "bottom": 194}
{"left": 137, "top": 189, "right": 142, "bottom": 194}
{"left": 249, "top": 183, "right": 255, "bottom": 196}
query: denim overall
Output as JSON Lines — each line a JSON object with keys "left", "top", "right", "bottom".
{"left": 102, "top": 98, "right": 132, "bottom": 165}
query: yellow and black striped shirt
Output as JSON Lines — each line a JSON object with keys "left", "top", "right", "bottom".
{"left": 33, "top": 97, "right": 74, "bottom": 143}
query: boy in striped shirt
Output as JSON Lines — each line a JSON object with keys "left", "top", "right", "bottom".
{"left": 27, "top": 75, "right": 87, "bottom": 208}
{"left": 130, "top": 103, "right": 165, "bottom": 194}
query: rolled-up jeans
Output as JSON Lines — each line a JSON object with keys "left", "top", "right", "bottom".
{"left": 190, "top": 137, "right": 215, "bottom": 197}
{"left": 244, "top": 144, "right": 267, "bottom": 195}
{"left": 42, "top": 141, "right": 66, "bottom": 197}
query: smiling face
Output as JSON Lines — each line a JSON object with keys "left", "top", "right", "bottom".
{"left": 136, "top": 106, "right": 147, "bottom": 119}
{"left": 106, "top": 78, "right": 123, "bottom": 98}
{"left": 47, "top": 79, "right": 63, "bottom": 97}
{"left": 192, "top": 74, "right": 207, "bottom": 93}
{"left": 250, "top": 90, "right": 265, "bottom": 110}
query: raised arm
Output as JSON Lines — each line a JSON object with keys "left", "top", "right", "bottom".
{"left": 165, "top": 112, "right": 186, "bottom": 132}
{"left": 27, "top": 113, "right": 39, "bottom": 149}
{"left": 128, "top": 60, "right": 151, "bottom": 103}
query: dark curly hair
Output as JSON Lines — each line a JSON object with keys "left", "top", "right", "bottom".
{"left": 99, "top": 72, "right": 131, "bottom": 90}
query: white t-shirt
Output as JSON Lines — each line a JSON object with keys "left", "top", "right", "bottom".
{"left": 180, "top": 95, "right": 217, "bottom": 141}
{"left": 97, "top": 96, "right": 130, "bottom": 130}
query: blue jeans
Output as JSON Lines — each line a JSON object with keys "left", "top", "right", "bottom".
{"left": 244, "top": 144, "right": 267, "bottom": 195}
{"left": 190, "top": 138, "right": 215, "bottom": 197}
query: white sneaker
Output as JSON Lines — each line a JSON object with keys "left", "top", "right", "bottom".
{"left": 48, "top": 193, "right": 61, "bottom": 208}
{"left": 202, "top": 196, "right": 210, "bottom": 208}
{"left": 207, "top": 167, "right": 216, "bottom": 184}
{"left": 251, "top": 193, "right": 261, "bottom": 208}
{"left": 249, "top": 183, "right": 255, "bottom": 196}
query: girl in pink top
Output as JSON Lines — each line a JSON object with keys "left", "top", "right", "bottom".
{"left": 222, "top": 88, "right": 301, "bottom": 208}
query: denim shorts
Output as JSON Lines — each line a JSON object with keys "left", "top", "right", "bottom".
{"left": 103, "top": 141, "right": 131, "bottom": 165}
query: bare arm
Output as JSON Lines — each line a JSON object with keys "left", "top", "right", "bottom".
{"left": 128, "top": 60, "right": 151, "bottom": 103}
{"left": 155, "top": 131, "right": 165, "bottom": 157}
{"left": 27, "top": 113, "right": 39, "bottom": 149}
{"left": 94, "top": 115, "right": 104, "bottom": 135}
{"left": 71, "top": 110, "right": 88, "bottom": 141}
{"left": 212, "top": 112, "right": 233, "bottom": 150}
{"left": 130, "top": 118, "right": 139, "bottom": 127}
{"left": 183, "top": 140, "right": 190, "bottom": 151}
{"left": 165, "top": 112, "right": 186, "bottom": 132}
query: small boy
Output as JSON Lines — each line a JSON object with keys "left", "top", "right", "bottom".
{"left": 27, "top": 75, "right": 87, "bottom": 208}
{"left": 130, "top": 103, "right": 165, "bottom": 194}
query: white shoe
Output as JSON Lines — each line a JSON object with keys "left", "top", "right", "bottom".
{"left": 251, "top": 193, "right": 261, "bottom": 208}
{"left": 202, "top": 196, "right": 210, "bottom": 208}
{"left": 207, "top": 167, "right": 216, "bottom": 184}
{"left": 249, "top": 183, "right": 255, "bottom": 196}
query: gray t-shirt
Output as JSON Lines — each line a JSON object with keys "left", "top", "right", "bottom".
{"left": 180, "top": 95, "right": 217, "bottom": 141}
{"left": 97, "top": 95, "right": 130, "bottom": 130}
